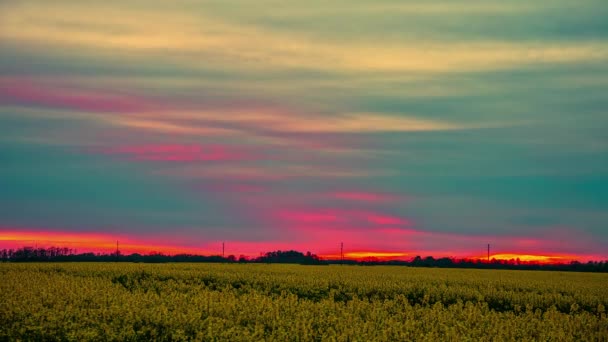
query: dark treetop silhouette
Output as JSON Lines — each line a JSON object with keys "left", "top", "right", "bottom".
{"left": 1, "top": 246, "right": 607, "bottom": 272}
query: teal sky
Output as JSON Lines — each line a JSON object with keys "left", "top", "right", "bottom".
{"left": 1, "top": 0, "right": 607, "bottom": 260}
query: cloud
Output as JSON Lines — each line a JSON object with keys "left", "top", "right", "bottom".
{"left": 275, "top": 208, "right": 410, "bottom": 228}
{"left": 0, "top": 77, "right": 152, "bottom": 113}
{"left": 261, "top": 2, "right": 535, "bottom": 16}
{"left": 2, "top": 2, "right": 607, "bottom": 74}
{"left": 91, "top": 144, "right": 260, "bottom": 163}
{"left": 106, "top": 118, "right": 239, "bottom": 136}
{"left": 2, "top": 78, "right": 479, "bottom": 144}
{"left": 161, "top": 164, "right": 385, "bottom": 181}
{"left": 267, "top": 112, "right": 470, "bottom": 133}
{"left": 113, "top": 109, "right": 483, "bottom": 135}
{"left": 330, "top": 191, "right": 399, "bottom": 203}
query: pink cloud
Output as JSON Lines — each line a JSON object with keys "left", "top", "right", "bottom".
{"left": 0, "top": 77, "right": 155, "bottom": 113}
{"left": 278, "top": 211, "right": 341, "bottom": 223}
{"left": 266, "top": 209, "right": 412, "bottom": 239}
{"left": 275, "top": 208, "right": 410, "bottom": 227}
{"left": 0, "top": 78, "right": 366, "bottom": 155}
{"left": 366, "top": 213, "right": 406, "bottom": 225}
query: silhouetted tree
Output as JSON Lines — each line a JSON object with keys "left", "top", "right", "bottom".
{"left": 1, "top": 246, "right": 606, "bottom": 272}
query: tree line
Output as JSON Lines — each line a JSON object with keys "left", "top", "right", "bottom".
{"left": 1, "top": 246, "right": 607, "bottom": 272}
{"left": 0, "top": 247, "right": 324, "bottom": 264}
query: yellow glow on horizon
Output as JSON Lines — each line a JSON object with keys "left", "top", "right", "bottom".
{"left": 1, "top": 231, "right": 597, "bottom": 262}
{"left": 347, "top": 252, "right": 408, "bottom": 258}
{"left": 321, "top": 251, "right": 409, "bottom": 260}
{"left": 471, "top": 253, "right": 582, "bottom": 263}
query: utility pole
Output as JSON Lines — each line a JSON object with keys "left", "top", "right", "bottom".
{"left": 487, "top": 244, "right": 490, "bottom": 263}
{"left": 340, "top": 242, "right": 344, "bottom": 264}
{"left": 222, "top": 242, "right": 225, "bottom": 258}
{"left": 116, "top": 240, "right": 119, "bottom": 256}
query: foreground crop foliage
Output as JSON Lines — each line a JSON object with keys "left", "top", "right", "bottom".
{"left": 1, "top": 263, "right": 607, "bottom": 341}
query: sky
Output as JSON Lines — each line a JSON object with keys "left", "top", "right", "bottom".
{"left": 1, "top": 0, "right": 607, "bottom": 262}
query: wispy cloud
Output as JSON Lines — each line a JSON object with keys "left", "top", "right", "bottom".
{"left": 2, "top": 2, "right": 606, "bottom": 74}
{"left": 91, "top": 144, "right": 260, "bottom": 163}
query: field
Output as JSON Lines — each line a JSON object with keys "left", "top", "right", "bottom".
{"left": 1, "top": 263, "right": 607, "bottom": 341}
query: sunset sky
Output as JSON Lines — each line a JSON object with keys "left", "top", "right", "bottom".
{"left": 1, "top": 0, "right": 607, "bottom": 261}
